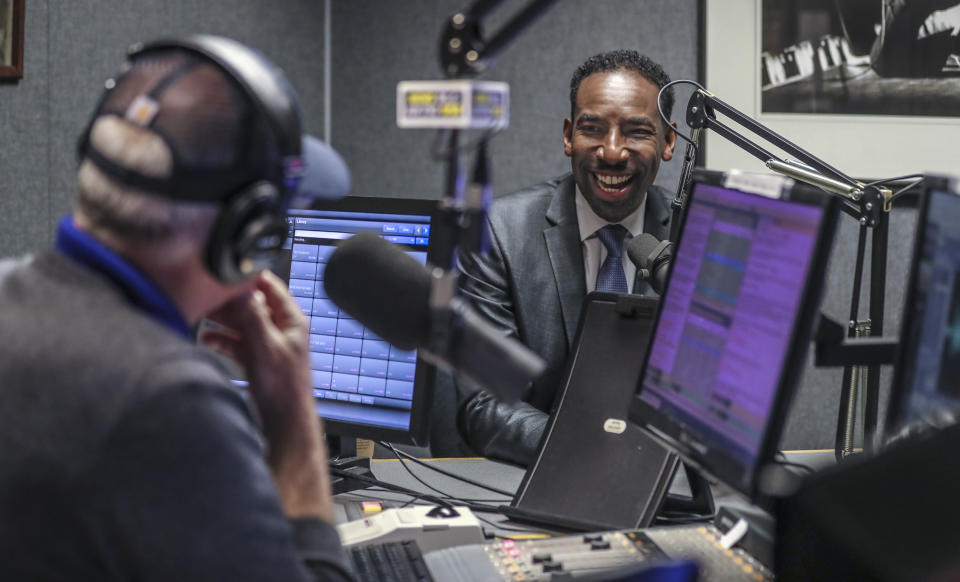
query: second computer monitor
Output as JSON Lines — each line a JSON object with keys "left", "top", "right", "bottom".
{"left": 628, "top": 169, "right": 838, "bottom": 499}
{"left": 886, "top": 175, "right": 960, "bottom": 437}
{"left": 281, "top": 196, "right": 438, "bottom": 445}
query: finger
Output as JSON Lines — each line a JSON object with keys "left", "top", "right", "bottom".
{"left": 253, "top": 271, "right": 307, "bottom": 331}
{"left": 240, "top": 288, "right": 278, "bottom": 339}
{"left": 211, "top": 287, "right": 279, "bottom": 351}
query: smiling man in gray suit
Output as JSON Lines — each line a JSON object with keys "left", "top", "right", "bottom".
{"left": 447, "top": 50, "right": 678, "bottom": 465}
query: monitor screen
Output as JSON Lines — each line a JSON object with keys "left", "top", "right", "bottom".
{"left": 628, "top": 170, "right": 837, "bottom": 498}
{"left": 887, "top": 177, "right": 960, "bottom": 436}
{"left": 279, "top": 196, "right": 437, "bottom": 445}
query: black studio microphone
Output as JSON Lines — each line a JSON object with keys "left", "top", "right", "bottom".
{"left": 627, "top": 233, "right": 673, "bottom": 296}
{"left": 323, "top": 233, "right": 546, "bottom": 402}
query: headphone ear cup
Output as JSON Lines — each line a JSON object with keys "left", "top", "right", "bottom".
{"left": 205, "top": 181, "right": 285, "bottom": 283}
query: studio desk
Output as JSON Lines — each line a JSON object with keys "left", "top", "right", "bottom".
{"left": 331, "top": 451, "right": 837, "bottom": 581}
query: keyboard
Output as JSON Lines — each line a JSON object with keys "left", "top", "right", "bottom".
{"left": 347, "top": 539, "right": 434, "bottom": 582}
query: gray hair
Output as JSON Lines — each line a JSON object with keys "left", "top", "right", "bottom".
{"left": 75, "top": 116, "right": 218, "bottom": 246}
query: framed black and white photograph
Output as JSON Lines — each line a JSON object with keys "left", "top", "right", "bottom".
{"left": 704, "top": 0, "right": 960, "bottom": 180}
{"left": 0, "top": 0, "right": 24, "bottom": 79}
{"left": 761, "top": 0, "right": 960, "bottom": 116}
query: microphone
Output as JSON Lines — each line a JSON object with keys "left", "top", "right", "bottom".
{"left": 627, "top": 233, "right": 673, "bottom": 295}
{"left": 323, "top": 233, "right": 545, "bottom": 402}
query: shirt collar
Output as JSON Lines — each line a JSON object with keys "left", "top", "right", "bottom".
{"left": 55, "top": 216, "right": 192, "bottom": 338}
{"left": 575, "top": 185, "right": 647, "bottom": 242}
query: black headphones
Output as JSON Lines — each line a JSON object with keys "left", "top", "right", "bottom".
{"left": 78, "top": 34, "right": 305, "bottom": 283}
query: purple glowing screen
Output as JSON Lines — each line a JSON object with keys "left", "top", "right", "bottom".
{"left": 638, "top": 183, "right": 824, "bottom": 465}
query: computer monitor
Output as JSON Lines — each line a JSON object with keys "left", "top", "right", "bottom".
{"left": 885, "top": 175, "right": 960, "bottom": 437}
{"left": 278, "top": 196, "right": 438, "bottom": 446}
{"left": 628, "top": 169, "right": 838, "bottom": 500}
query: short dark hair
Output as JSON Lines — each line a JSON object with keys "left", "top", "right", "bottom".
{"left": 569, "top": 50, "right": 674, "bottom": 125}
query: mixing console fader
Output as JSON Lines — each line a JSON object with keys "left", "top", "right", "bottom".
{"left": 480, "top": 530, "right": 665, "bottom": 580}
{"left": 423, "top": 526, "right": 774, "bottom": 581}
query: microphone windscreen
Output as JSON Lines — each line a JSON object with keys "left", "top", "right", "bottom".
{"left": 626, "top": 233, "right": 664, "bottom": 269}
{"left": 323, "top": 233, "right": 431, "bottom": 350}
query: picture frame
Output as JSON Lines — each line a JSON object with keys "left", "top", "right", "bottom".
{"left": 703, "top": 0, "right": 960, "bottom": 181}
{"left": 0, "top": 0, "right": 24, "bottom": 79}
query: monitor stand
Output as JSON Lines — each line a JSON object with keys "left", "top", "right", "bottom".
{"left": 659, "top": 463, "right": 715, "bottom": 519}
{"left": 327, "top": 435, "right": 377, "bottom": 495}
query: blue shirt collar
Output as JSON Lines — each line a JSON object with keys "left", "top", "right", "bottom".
{"left": 55, "top": 216, "right": 192, "bottom": 338}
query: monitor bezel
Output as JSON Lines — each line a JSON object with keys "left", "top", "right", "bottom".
{"left": 884, "top": 175, "right": 960, "bottom": 438}
{"left": 284, "top": 195, "right": 440, "bottom": 446}
{"left": 627, "top": 168, "right": 839, "bottom": 500}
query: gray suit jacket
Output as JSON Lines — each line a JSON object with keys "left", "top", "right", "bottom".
{"left": 449, "top": 173, "right": 672, "bottom": 464}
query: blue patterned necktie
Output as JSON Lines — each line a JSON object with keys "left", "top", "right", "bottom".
{"left": 595, "top": 224, "right": 629, "bottom": 293}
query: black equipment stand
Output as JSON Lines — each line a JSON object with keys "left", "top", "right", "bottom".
{"left": 432, "top": 0, "right": 560, "bottom": 272}
{"left": 327, "top": 435, "right": 376, "bottom": 495}
{"left": 679, "top": 88, "right": 897, "bottom": 456}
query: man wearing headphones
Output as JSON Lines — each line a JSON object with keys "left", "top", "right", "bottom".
{"left": 0, "top": 37, "right": 353, "bottom": 580}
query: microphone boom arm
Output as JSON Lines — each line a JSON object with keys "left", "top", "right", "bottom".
{"left": 687, "top": 90, "right": 862, "bottom": 194}
{"left": 439, "top": 0, "right": 561, "bottom": 78}
{"left": 432, "top": 0, "right": 560, "bottom": 269}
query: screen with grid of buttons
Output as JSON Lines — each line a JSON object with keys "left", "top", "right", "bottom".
{"left": 279, "top": 197, "right": 437, "bottom": 445}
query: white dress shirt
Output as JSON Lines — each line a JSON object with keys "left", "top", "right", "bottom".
{"left": 575, "top": 186, "right": 647, "bottom": 293}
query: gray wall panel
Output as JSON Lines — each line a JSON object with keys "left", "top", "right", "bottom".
{"left": 781, "top": 205, "right": 918, "bottom": 450}
{"left": 2, "top": 0, "right": 326, "bottom": 256}
{"left": 0, "top": 0, "right": 50, "bottom": 256}
{"left": 330, "top": 0, "right": 700, "bottom": 200}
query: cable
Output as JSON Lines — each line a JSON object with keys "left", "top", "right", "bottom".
{"left": 772, "top": 452, "right": 816, "bottom": 475}
{"left": 352, "top": 487, "right": 508, "bottom": 509}
{"left": 379, "top": 442, "right": 515, "bottom": 497}
{"left": 331, "top": 466, "right": 502, "bottom": 515}
{"left": 865, "top": 175, "right": 926, "bottom": 204}
{"left": 328, "top": 466, "right": 454, "bottom": 509}
{"left": 339, "top": 488, "right": 396, "bottom": 500}
{"left": 657, "top": 79, "right": 705, "bottom": 155}
{"left": 331, "top": 459, "right": 505, "bottom": 516}
{"left": 378, "top": 443, "right": 512, "bottom": 516}
{"left": 864, "top": 174, "right": 924, "bottom": 203}
{"left": 864, "top": 173, "right": 925, "bottom": 189}
{"left": 888, "top": 179, "right": 925, "bottom": 203}
{"left": 382, "top": 443, "right": 468, "bottom": 501}
{"left": 338, "top": 488, "right": 504, "bottom": 505}
{"left": 774, "top": 461, "right": 816, "bottom": 475}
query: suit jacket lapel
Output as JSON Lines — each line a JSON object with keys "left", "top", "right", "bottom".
{"left": 544, "top": 176, "right": 586, "bottom": 344}
{"left": 644, "top": 185, "right": 672, "bottom": 241}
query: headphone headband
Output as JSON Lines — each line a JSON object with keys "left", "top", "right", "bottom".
{"left": 129, "top": 35, "right": 303, "bottom": 161}
{"left": 75, "top": 35, "right": 343, "bottom": 284}
{"left": 77, "top": 34, "right": 306, "bottom": 204}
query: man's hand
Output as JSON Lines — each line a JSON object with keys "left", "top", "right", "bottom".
{"left": 203, "top": 271, "right": 310, "bottom": 416}
{"left": 202, "top": 270, "right": 334, "bottom": 522}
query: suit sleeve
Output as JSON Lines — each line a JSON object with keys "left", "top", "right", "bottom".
{"left": 457, "top": 391, "right": 548, "bottom": 466}
{"left": 456, "top": 226, "right": 520, "bottom": 338}
{"left": 454, "top": 222, "right": 549, "bottom": 466}
{"left": 78, "top": 378, "right": 353, "bottom": 582}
